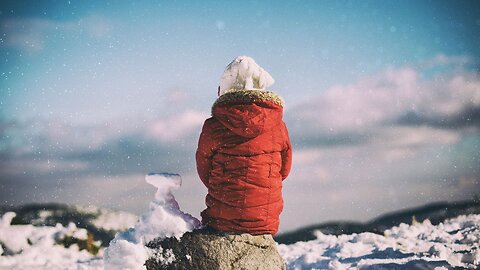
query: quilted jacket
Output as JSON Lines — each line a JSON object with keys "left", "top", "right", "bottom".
{"left": 196, "top": 90, "right": 292, "bottom": 235}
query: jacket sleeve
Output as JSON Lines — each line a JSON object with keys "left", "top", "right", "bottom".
{"left": 196, "top": 118, "right": 216, "bottom": 187}
{"left": 280, "top": 122, "right": 292, "bottom": 180}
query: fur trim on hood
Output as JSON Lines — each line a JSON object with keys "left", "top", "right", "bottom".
{"left": 212, "top": 89, "right": 284, "bottom": 112}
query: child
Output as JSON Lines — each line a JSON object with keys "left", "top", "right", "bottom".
{"left": 196, "top": 56, "right": 292, "bottom": 235}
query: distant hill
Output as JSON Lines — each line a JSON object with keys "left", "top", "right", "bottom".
{"left": 274, "top": 200, "right": 480, "bottom": 244}
{"left": 0, "top": 203, "right": 137, "bottom": 247}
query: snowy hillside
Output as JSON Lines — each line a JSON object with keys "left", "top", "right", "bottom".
{"left": 0, "top": 203, "right": 138, "bottom": 249}
{"left": 1, "top": 174, "right": 479, "bottom": 269}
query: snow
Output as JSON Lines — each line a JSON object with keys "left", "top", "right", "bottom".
{"left": 103, "top": 173, "right": 201, "bottom": 270}
{"left": 1, "top": 173, "right": 479, "bottom": 269}
{"left": 219, "top": 56, "right": 275, "bottom": 96}
{"left": 75, "top": 205, "right": 137, "bottom": 231}
{"left": 278, "top": 215, "right": 480, "bottom": 269}
{"left": 0, "top": 212, "right": 94, "bottom": 269}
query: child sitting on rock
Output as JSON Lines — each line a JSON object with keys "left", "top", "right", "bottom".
{"left": 196, "top": 56, "right": 292, "bottom": 236}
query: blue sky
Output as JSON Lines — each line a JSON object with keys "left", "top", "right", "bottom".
{"left": 2, "top": 0, "right": 479, "bottom": 121}
{"left": 1, "top": 1, "right": 479, "bottom": 232}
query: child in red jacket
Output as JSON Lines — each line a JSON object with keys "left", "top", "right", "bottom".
{"left": 196, "top": 56, "right": 292, "bottom": 235}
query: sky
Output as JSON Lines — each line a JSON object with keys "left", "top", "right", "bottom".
{"left": 1, "top": 0, "right": 479, "bottom": 232}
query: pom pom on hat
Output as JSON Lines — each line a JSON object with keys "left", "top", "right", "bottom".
{"left": 218, "top": 56, "right": 274, "bottom": 96}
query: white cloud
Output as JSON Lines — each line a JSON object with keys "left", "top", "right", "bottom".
{"left": 1, "top": 159, "right": 89, "bottom": 175}
{"left": 0, "top": 15, "right": 111, "bottom": 53}
{"left": 288, "top": 58, "right": 480, "bottom": 133}
{"left": 419, "top": 73, "right": 480, "bottom": 117}
{"left": 164, "top": 89, "right": 194, "bottom": 105}
{"left": 147, "top": 110, "right": 208, "bottom": 142}
{"left": 289, "top": 67, "right": 419, "bottom": 132}
{"left": 2, "top": 109, "right": 209, "bottom": 159}
{"left": 374, "top": 126, "right": 460, "bottom": 148}
{"left": 417, "top": 53, "right": 470, "bottom": 69}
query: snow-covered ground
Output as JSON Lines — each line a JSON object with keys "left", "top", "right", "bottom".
{"left": 0, "top": 212, "right": 100, "bottom": 270}
{"left": 75, "top": 205, "right": 138, "bottom": 232}
{"left": 1, "top": 174, "right": 478, "bottom": 270}
{"left": 278, "top": 215, "right": 479, "bottom": 269}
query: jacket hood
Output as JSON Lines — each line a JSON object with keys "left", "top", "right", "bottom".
{"left": 218, "top": 56, "right": 275, "bottom": 96}
{"left": 212, "top": 90, "right": 284, "bottom": 138}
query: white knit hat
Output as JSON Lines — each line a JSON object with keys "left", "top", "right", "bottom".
{"left": 218, "top": 56, "right": 274, "bottom": 96}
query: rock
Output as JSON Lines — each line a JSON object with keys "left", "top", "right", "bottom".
{"left": 145, "top": 229, "right": 285, "bottom": 270}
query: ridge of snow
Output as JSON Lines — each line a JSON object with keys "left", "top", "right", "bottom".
{"left": 278, "top": 214, "right": 480, "bottom": 269}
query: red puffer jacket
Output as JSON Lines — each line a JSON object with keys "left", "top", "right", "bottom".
{"left": 196, "top": 90, "right": 292, "bottom": 235}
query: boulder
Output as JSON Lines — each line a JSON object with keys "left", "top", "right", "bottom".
{"left": 145, "top": 229, "right": 285, "bottom": 270}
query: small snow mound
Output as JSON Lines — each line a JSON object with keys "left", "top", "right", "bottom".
{"left": 104, "top": 173, "right": 201, "bottom": 270}
{"left": 146, "top": 173, "right": 182, "bottom": 206}
{"left": 0, "top": 212, "right": 16, "bottom": 227}
{"left": 146, "top": 173, "right": 181, "bottom": 190}
{"left": 139, "top": 173, "right": 200, "bottom": 241}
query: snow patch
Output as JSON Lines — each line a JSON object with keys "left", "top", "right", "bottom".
{"left": 0, "top": 212, "right": 96, "bottom": 269}
{"left": 103, "top": 173, "right": 201, "bottom": 270}
{"left": 278, "top": 215, "right": 480, "bottom": 269}
{"left": 75, "top": 205, "right": 137, "bottom": 231}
